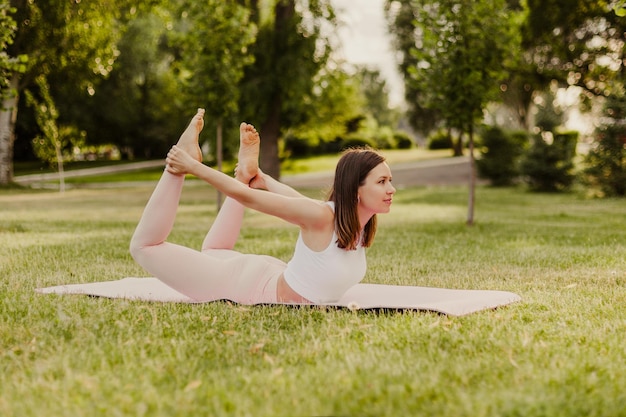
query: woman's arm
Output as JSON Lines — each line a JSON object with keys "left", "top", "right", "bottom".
{"left": 249, "top": 169, "right": 305, "bottom": 198}
{"left": 166, "top": 146, "right": 331, "bottom": 229}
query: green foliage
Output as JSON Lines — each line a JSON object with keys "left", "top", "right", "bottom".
{"left": 389, "top": 0, "right": 514, "bottom": 142}
{"left": 79, "top": 9, "right": 187, "bottom": 159}
{"left": 340, "top": 134, "right": 377, "bottom": 150}
{"left": 522, "top": 0, "right": 625, "bottom": 98}
{"left": 0, "top": 1, "right": 26, "bottom": 101}
{"left": 533, "top": 87, "right": 566, "bottom": 133}
{"left": 521, "top": 131, "right": 578, "bottom": 192}
{"left": 283, "top": 65, "right": 410, "bottom": 157}
{"left": 10, "top": 0, "right": 122, "bottom": 86}
{"left": 24, "top": 77, "right": 64, "bottom": 166}
{"left": 175, "top": 0, "right": 255, "bottom": 121}
{"left": 5, "top": 0, "right": 125, "bottom": 183}
{"left": 284, "top": 66, "right": 365, "bottom": 157}
{"left": 239, "top": 0, "right": 336, "bottom": 176}
{"left": 356, "top": 66, "right": 400, "bottom": 128}
{"left": 427, "top": 130, "right": 453, "bottom": 150}
{"left": 370, "top": 126, "right": 397, "bottom": 150}
{"left": 476, "top": 126, "right": 528, "bottom": 186}
{"left": 583, "top": 94, "right": 626, "bottom": 197}
{"left": 393, "top": 131, "right": 414, "bottom": 149}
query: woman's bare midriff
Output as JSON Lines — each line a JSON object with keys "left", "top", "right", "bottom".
{"left": 276, "top": 273, "right": 312, "bottom": 304}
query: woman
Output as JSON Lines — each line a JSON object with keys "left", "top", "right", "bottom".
{"left": 129, "top": 108, "right": 396, "bottom": 304}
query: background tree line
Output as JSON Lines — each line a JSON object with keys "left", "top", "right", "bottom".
{"left": 0, "top": 0, "right": 401, "bottom": 184}
{"left": 0, "top": 0, "right": 624, "bottom": 198}
{"left": 386, "top": 0, "right": 625, "bottom": 197}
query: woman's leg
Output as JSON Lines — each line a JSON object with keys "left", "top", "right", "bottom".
{"left": 131, "top": 205, "right": 283, "bottom": 303}
{"left": 130, "top": 108, "right": 204, "bottom": 252}
{"left": 129, "top": 170, "right": 235, "bottom": 301}
{"left": 201, "top": 197, "right": 245, "bottom": 251}
{"left": 129, "top": 167, "right": 283, "bottom": 303}
{"left": 201, "top": 122, "right": 260, "bottom": 251}
{"left": 129, "top": 110, "right": 282, "bottom": 303}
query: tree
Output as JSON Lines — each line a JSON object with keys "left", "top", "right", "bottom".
{"left": 70, "top": 7, "right": 186, "bottom": 160}
{"left": 385, "top": 0, "right": 440, "bottom": 135}
{"left": 521, "top": 131, "right": 578, "bottom": 192}
{"left": 284, "top": 65, "right": 366, "bottom": 156}
{"left": 239, "top": 0, "right": 335, "bottom": 178}
{"left": 1, "top": 0, "right": 122, "bottom": 185}
{"left": 0, "top": 0, "right": 26, "bottom": 185}
{"left": 170, "top": 0, "right": 256, "bottom": 207}
{"left": 584, "top": 93, "right": 626, "bottom": 197}
{"left": 174, "top": 0, "right": 255, "bottom": 128}
{"left": 356, "top": 66, "right": 400, "bottom": 129}
{"left": 522, "top": 0, "right": 625, "bottom": 98}
{"left": 499, "top": 0, "right": 626, "bottom": 130}
{"left": 476, "top": 127, "right": 527, "bottom": 186}
{"left": 24, "top": 76, "right": 69, "bottom": 192}
{"left": 388, "top": 0, "right": 514, "bottom": 224}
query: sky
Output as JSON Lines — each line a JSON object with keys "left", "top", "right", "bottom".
{"left": 330, "top": 0, "right": 405, "bottom": 107}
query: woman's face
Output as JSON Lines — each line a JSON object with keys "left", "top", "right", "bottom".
{"left": 357, "top": 161, "right": 396, "bottom": 214}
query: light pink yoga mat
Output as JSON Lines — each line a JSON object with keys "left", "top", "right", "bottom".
{"left": 37, "top": 277, "right": 521, "bottom": 316}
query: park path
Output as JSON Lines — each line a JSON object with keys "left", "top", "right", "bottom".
{"left": 282, "top": 156, "right": 474, "bottom": 188}
{"left": 13, "top": 160, "right": 165, "bottom": 186}
{"left": 14, "top": 156, "right": 476, "bottom": 188}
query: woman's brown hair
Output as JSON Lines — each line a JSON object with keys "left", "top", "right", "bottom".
{"left": 328, "top": 147, "right": 385, "bottom": 250}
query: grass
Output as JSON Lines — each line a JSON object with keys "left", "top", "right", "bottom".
{"left": 1, "top": 182, "right": 625, "bottom": 416}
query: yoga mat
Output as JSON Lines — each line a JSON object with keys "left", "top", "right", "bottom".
{"left": 36, "top": 277, "right": 521, "bottom": 316}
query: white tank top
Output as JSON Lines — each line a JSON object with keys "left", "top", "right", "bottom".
{"left": 283, "top": 202, "right": 367, "bottom": 303}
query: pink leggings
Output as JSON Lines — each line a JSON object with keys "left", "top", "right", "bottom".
{"left": 129, "top": 170, "right": 285, "bottom": 304}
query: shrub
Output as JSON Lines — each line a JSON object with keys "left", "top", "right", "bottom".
{"left": 393, "top": 131, "right": 414, "bottom": 149}
{"left": 583, "top": 124, "right": 626, "bottom": 196}
{"left": 371, "top": 127, "right": 396, "bottom": 150}
{"left": 582, "top": 94, "right": 626, "bottom": 197}
{"left": 427, "top": 130, "right": 453, "bottom": 150}
{"left": 284, "top": 133, "right": 315, "bottom": 157}
{"left": 341, "top": 135, "right": 377, "bottom": 150}
{"left": 521, "top": 131, "right": 578, "bottom": 192}
{"left": 476, "top": 126, "right": 527, "bottom": 186}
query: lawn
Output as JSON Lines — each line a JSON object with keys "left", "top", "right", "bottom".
{"left": 1, "top": 181, "right": 625, "bottom": 416}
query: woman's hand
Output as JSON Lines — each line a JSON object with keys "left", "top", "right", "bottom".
{"left": 248, "top": 168, "right": 268, "bottom": 190}
{"left": 166, "top": 145, "right": 200, "bottom": 176}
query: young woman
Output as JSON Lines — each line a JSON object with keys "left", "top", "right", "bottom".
{"left": 129, "top": 108, "right": 396, "bottom": 304}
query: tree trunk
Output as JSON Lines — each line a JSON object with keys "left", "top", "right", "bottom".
{"left": 54, "top": 139, "right": 66, "bottom": 193}
{"left": 0, "top": 74, "right": 19, "bottom": 186}
{"left": 257, "top": 0, "right": 295, "bottom": 180}
{"left": 466, "top": 125, "right": 476, "bottom": 226}
{"left": 260, "top": 94, "right": 282, "bottom": 179}
{"left": 216, "top": 120, "right": 223, "bottom": 210}
{"left": 453, "top": 131, "right": 464, "bottom": 157}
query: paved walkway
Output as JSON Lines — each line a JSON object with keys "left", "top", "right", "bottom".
{"left": 13, "top": 160, "right": 166, "bottom": 185}
{"left": 14, "top": 156, "right": 477, "bottom": 188}
{"left": 282, "top": 156, "right": 474, "bottom": 188}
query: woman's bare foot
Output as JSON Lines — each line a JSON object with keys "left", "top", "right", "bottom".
{"left": 236, "top": 122, "right": 260, "bottom": 183}
{"left": 175, "top": 108, "right": 204, "bottom": 162}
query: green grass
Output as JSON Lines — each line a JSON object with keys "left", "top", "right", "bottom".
{"left": 1, "top": 183, "right": 625, "bottom": 416}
